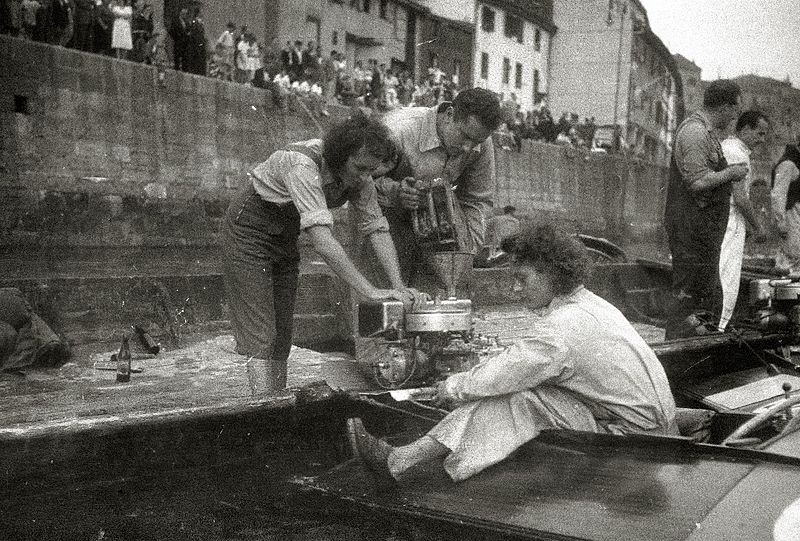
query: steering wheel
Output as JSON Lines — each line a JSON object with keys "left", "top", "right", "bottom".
{"left": 722, "top": 392, "right": 800, "bottom": 447}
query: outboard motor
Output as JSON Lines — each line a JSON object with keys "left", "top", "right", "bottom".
{"left": 357, "top": 252, "right": 503, "bottom": 389}
{"left": 750, "top": 278, "right": 800, "bottom": 334}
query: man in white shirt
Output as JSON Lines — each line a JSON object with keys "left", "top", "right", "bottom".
{"left": 718, "top": 111, "right": 769, "bottom": 329}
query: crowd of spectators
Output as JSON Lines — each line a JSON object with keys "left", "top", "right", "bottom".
{"left": 1, "top": 6, "right": 606, "bottom": 151}
{"left": 0, "top": 0, "right": 162, "bottom": 63}
{"left": 496, "top": 102, "right": 599, "bottom": 151}
{"left": 205, "top": 25, "right": 465, "bottom": 119}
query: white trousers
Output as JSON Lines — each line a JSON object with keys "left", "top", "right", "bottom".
{"left": 718, "top": 208, "right": 746, "bottom": 330}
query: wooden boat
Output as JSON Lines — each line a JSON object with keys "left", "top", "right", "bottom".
{"left": 3, "top": 377, "right": 800, "bottom": 541}
{"left": 3, "top": 253, "right": 800, "bottom": 540}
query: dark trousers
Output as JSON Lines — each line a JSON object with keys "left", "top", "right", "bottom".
{"left": 221, "top": 184, "right": 300, "bottom": 388}
{"left": 664, "top": 201, "right": 729, "bottom": 339}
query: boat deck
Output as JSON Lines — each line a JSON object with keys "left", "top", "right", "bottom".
{"left": 0, "top": 305, "right": 663, "bottom": 434}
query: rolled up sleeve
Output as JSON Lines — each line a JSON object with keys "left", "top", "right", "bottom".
{"left": 281, "top": 152, "right": 335, "bottom": 230}
{"left": 351, "top": 179, "right": 390, "bottom": 236}
{"left": 674, "top": 123, "right": 714, "bottom": 189}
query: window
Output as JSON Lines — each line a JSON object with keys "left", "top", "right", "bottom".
{"left": 481, "top": 6, "right": 495, "bottom": 32}
{"left": 534, "top": 28, "right": 541, "bottom": 52}
{"left": 332, "top": 31, "right": 338, "bottom": 45}
{"left": 533, "top": 69, "right": 540, "bottom": 97}
{"left": 363, "top": 0, "right": 370, "bottom": 12}
{"left": 514, "top": 62, "right": 522, "bottom": 89}
{"left": 480, "top": 52, "right": 489, "bottom": 79}
{"left": 502, "top": 57, "right": 510, "bottom": 85}
{"left": 504, "top": 14, "right": 523, "bottom": 43}
{"left": 379, "top": 0, "right": 388, "bottom": 18}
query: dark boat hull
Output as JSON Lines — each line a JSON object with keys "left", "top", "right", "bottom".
{"left": 4, "top": 383, "right": 800, "bottom": 541}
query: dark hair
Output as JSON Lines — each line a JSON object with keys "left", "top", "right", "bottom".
{"left": 735, "top": 110, "right": 769, "bottom": 132}
{"left": 703, "top": 79, "right": 741, "bottom": 109}
{"left": 501, "top": 221, "right": 590, "bottom": 295}
{"left": 322, "top": 114, "right": 397, "bottom": 173}
{"left": 452, "top": 88, "right": 503, "bottom": 131}
{"left": 503, "top": 205, "right": 516, "bottom": 214}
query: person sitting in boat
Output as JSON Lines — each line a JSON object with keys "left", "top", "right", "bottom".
{"left": 348, "top": 220, "right": 678, "bottom": 485}
{"left": 221, "top": 113, "right": 426, "bottom": 394}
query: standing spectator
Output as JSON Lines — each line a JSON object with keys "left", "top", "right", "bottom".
{"left": 663, "top": 80, "right": 747, "bottom": 339}
{"left": 214, "top": 21, "right": 235, "bottom": 81}
{"left": 49, "top": 0, "right": 74, "bottom": 46}
{"left": 384, "top": 67, "right": 398, "bottom": 108}
{"left": 320, "top": 49, "right": 338, "bottom": 105}
{"left": 3, "top": 0, "right": 23, "bottom": 36}
{"left": 279, "top": 39, "right": 291, "bottom": 72}
{"left": 109, "top": 0, "right": 132, "bottom": 59}
{"left": 92, "top": 0, "right": 112, "bottom": 53}
{"left": 185, "top": 6, "right": 206, "bottom": 76}
{"left": 288, "top": 40, "right": 303, "bottom": 81}
{"left": 72, "top": 0, "right": 94, "bottom": 50}
{"left": 301, "top": 40, "right": 317, "bottom": 81}
{"left": 129, "top": 0, "right": 152, "bottom": 62}
{"left": 30, "top": 0, "right": 48, "bottom": 41}
{"left": 245, "top": 34, "right": 262, "bottom": 84}
{"left": 167, "top": 6, "right": 189, "bottom": 71}
{"left": 369, "top": 62, "right": 385, "bottom": 108}
{"left": 398, "top": 70, "right": 413, "bottom": 106}
{"left": 718, "top": 111, "right": 769, "bottom": 330}
{"left": 771, "top": 135, "right": 800, "bottom": 274}
{"left": 235, "top": 32, "right": 252, "bottom": 83}
{"left": 20, "top": 0, "right": 41, "bottom": 39}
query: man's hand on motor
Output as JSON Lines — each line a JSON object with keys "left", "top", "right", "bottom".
{"left": 399, "top": 177, "right": 423, "bottom": 210}
{"left": 726, "top": 164, "right": 749, "bottom": 183}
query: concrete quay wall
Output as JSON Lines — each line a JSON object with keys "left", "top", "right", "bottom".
{"left": 0, "top": 35, "right": 670, "bottom": 255}
{"left": 0, "top": 35, "right": 333, "bottom": 251}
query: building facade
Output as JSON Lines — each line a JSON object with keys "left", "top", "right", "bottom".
{"left": 167, "top": 0, "right": 428, "bottom": 80}
{"left": 417, "top": 14, "right": 474, "bottom": 90}
{"left": 626, "top": 20, "right": 679, "bottom": 164}
{"left": 472, "top": 0, "right": 555, "bottom": 112}
{"left": 673, "top": 53, "right": 703, "bottom": 116}
{"left": 549, "top": 0, "right": 678, "bottom": 164}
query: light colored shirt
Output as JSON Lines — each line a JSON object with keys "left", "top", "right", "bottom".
{"left": 721, "top": 136, "right": 752, "bottom": 216}
{"left": 442, "top": 287, "right": 677, "bottom": 435}
{"left": 379, "top": 105, "right": 496, "bottom": 248}
{"left": 249, "top": 139, "right": 389, "bottom": 236}
{"left": 216, "top": 29, "right": 234, "bottom": 49}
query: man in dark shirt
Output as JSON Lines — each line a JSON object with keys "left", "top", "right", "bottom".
{"left": 663, "top": 80, "right": 748, "bottom": 339}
